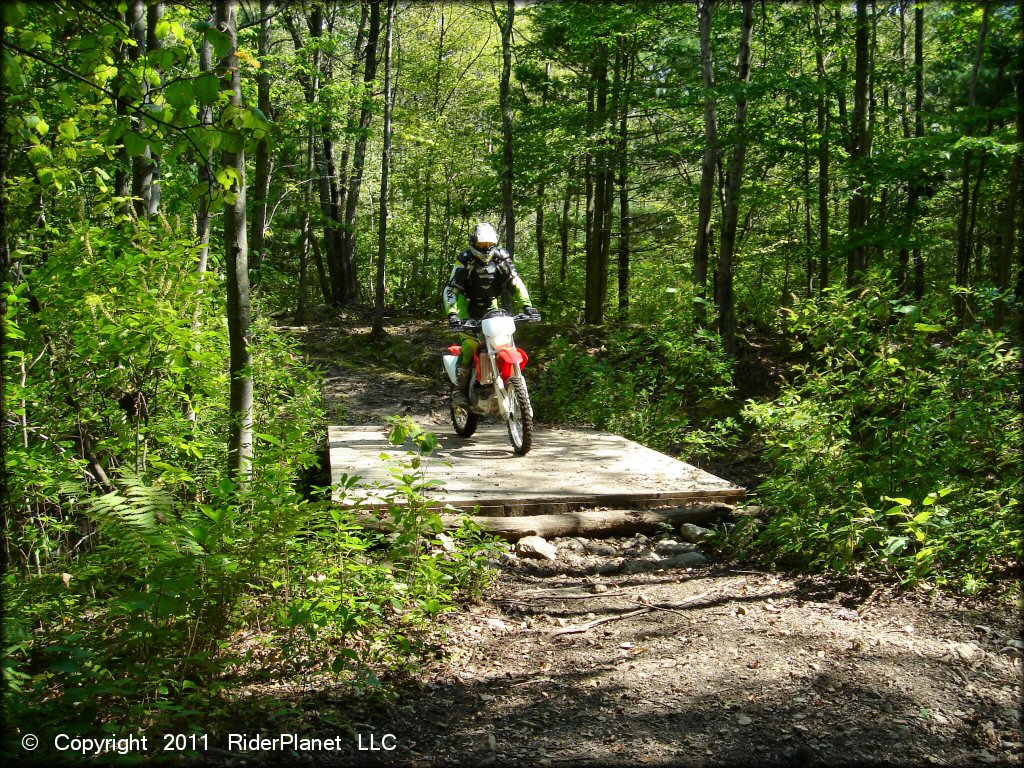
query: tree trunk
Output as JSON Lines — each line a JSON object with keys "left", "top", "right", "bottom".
{"left": 494, "top": 0, "right": 516, "bottom": 257}
{"left": 372, "top": 0, "right": 395, "bottom": 340}
{"left": 955, "top": 1, "right": 991, "bottom": 322}
{"left": 617, "top": 47, "right": 634, "bottom": 321}
{"left": 127, "top": 0, "right": 155, "bottom": 219}
{"left": 217, "top": 0, "right": 253, "bottom": 482}
{"left": 145, "top": 2, "right": 163, "bottom": 216}
{"left": 249, "top": 0, "right": 273, "bottom": 284}
{"left": 846, "top": 0, "right": 870, "bottom": 287}
{"left": 340, "top": 0, "right": 382, "bottom": 304}
{"left": 897, "top": 0, "right": 912, "bottom": 292}
{"left": 995, "top": 85, "right": 1022, "bottom": 326}
{"left": 694, "top": 0, "right": 718, "bottom": 321}
{"left": 585, "top": 48, "right": 609, "bottom": 326}
{"left": 716, "top": 0, "right": 754, "bottom": 356}
{"left": 196, "top": 4, "right": 214, "bottom": 276}
{"left": 814, "top": 1, "right": 830, "bottom": 292}
{"left": 295, "top": 120, "right": 317, "bottom": 325}
{"left": 560, "top": 177, "right": 571, "bottom": 283}
{"left": 113, "top": 6, "right": 132, "bottom": 217}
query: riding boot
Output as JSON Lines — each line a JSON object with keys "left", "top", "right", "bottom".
{"left": 452, "top": 364, "right": 471, "bottom": 408}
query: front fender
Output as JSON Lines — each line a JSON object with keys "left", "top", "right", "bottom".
{"left": 498, "top": 347, "right": 528, "bottom": 381}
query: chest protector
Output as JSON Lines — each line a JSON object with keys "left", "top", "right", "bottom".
{"left": 465, "top": 259, "right": 503, "bottom": 306}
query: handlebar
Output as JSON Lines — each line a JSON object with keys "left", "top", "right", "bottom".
{"left": 451, "top": 313, "right": 541, "bottom": 333}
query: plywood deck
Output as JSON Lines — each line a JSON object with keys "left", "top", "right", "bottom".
{"left": 329, "top": 425, "right": 744, "bottom": 516}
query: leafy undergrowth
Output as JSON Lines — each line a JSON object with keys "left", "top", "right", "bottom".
{"left": 733, "top": 283, "right": 1022, "bottom": 596}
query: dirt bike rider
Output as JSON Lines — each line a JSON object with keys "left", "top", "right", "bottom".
{"left": 443, "top": 222, "right": 540, "bottom": 407}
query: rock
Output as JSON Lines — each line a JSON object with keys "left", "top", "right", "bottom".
{"left": 436, "top": 532, "right": 456, "bottom": 553}
{"left": 598, "top": 560, "right": 622, "bottom": 575}
{"left": 313, "top": 303, "right": 332, "bottom": 316}
{"left": 658, "top": 551, "right": 709, "bottom": 569}
{"left": 516, "top": 535, "right": 558, "bottom": 561}
{"left": 622, "top": 559, "right": 658, "bottom": 575}
{"left": 736, "top": 714, "right": 753, "bottom": 726}
{"left": 655, "top": 540, "right": 697, "bottom": 556}
{"left": 586, "top": 542, "right": 618, "bottom": 557}
{"left": 678, "top": 523, "right": 711, "bottom": 543}
{"left": 953, "top": 641, "right": 981, "bottom": 662}
{"left": 558, "top": 537, "right": 586, "bottom": 552}
{"left": 592, "top": 583, "right": 608, "bottom": 594}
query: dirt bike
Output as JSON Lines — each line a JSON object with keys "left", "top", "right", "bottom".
{"left": 443, "top": 309, "right": 540, "bottom": 455}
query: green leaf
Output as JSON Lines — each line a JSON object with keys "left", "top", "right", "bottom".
{"left": 124, "top": 131, "right": 148, "bottom": 157}
{"left": 165, "top": 79, "right": 195, "bottom": 110}
{"left": 913, "top": 323, "right": 944, "bottom": 333}
{"left": 194, "top": 73, "right": 220, "bottom": 105}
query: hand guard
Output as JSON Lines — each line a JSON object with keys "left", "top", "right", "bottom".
{"left": 448, "top": 314, "right": 462, "bottom": 330}
{"left": 524, "top": 306, "right": 542, "bottom": 321}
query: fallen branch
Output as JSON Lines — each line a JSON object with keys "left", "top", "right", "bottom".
{"left": 510, "top": 589, "right": 628, "bottom": 600}
{"left": 548, "top": 589, "right": 713, "bottom": 638}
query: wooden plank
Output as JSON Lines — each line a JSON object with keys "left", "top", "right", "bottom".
{"left": 329, "top": 425, "right": 745, "bottom": 515}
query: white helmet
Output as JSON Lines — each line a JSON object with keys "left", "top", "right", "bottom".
{"left": 469, "top": 222, "right": 499, "bottom": 258}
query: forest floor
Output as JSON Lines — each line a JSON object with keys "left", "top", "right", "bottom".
{"left": 219, "top": 313, "right": 1022, "bottom": 768}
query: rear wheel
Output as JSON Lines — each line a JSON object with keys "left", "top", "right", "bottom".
{"left": 506, "top": 376, "right": 533, "bottom": 455}
{"left": 451, "top": 400, "right": 478, "bottom": 437}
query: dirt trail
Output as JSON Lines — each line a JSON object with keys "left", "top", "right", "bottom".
{"left": 284, "top": 316, "right": 1023, "bottom": 767}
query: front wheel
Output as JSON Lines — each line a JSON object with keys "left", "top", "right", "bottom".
{"left": 506, "top": 376, "right": 533, "bottom": 455}
{"left": 450, "top": 400, "right": 478, "bottom": 437}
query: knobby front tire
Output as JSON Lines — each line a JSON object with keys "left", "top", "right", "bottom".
{"left": 507, "top": 376, "right": 533, "bottom": 455}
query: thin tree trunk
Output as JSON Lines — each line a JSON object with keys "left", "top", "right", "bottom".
{"left": 846, "top": 0, "right": 870, "bottom": 286}
{"left": 911, "top": 3, "right": 925, "bottom": 299}
{"left": 897, "top": 0, "right": 912, "bottom": 292}
{"left": 145, "top": 2, "right": 162, "bottom": 216}
{"left": 955, "top": 0, "right": 990, "bottom": 322}
{"left": 372, "top": 0, "right": 395, "bottom": 339}
{"left": 295, "top": 120, "right": 317, "bottom": 325}
{"left": 585, "top": 47, "right": 609, "bottom": 326}
{"left": 127, "top": 0, "right": 154, "bottom": 218}
{"left": 617, "top": 46, "right": 634, "bottom": 321}
{"left": 493, "top": 0, "right": 516, "bottom": 256}
{"left": 694, "top": 0, "right": 718, "bottom": 322}
{"left": 560, "top": 177, "right": 571, "bottom": 283}
{"left": 249, "top": 0, "right": 272, "bottom": 284}
{"left": 196, "top": 5, "right": 214, "bottom": 276}
{"left": 217, "top": 0, "right": 253, "bottom": 481}
{"left": 340, "top": 0, "right": 382, "bottom": 304}
{"left": 716, "top": 0, "right": 754, "bottom": 356}
{"left": 113, "top": 7, "right": 132, "bottom": 217}
{"left": 337, "top": 1, "right": 369, "bottom": 233}
{"left": 995, "top": 84, "right": 1022, "bottom": 326}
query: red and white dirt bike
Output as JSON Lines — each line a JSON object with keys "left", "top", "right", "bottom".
{"left": 443, "top": 309, "right": 539, "bottom": 455}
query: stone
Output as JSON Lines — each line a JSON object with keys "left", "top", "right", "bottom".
{"left": 558, "top": 537, "right": 586, "bottom": 552}
{"left": 622, "top": 558, "right": 659, "bottom": 575}
{"left": 598, "top": 560, "right": 622, "bottom": 575}
{"left": 655, "top": 540, "right": 698, "bottom": 556}
{"left": 678, "top": 523, "right": 711, "bottom": 543}
{"left": 592, "top": 583, "right": 609, "bottom": 594}
{"left": 313, "top": 303, "right": 333, "bottom": 316}
{"left": 586, "top": 542, "right": 618, "bottom": 557}
{"left": 658, "top": 551, "right": 709, "bottom": 569}
{"left": 516, "top": 535, "right": 558, "bottom": 560}
{"left": 436, "top": 532, "right": 456, "bottom": 553}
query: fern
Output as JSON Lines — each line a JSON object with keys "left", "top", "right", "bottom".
{"left": 84, "top": 473, "right": 199, "bottom": 562}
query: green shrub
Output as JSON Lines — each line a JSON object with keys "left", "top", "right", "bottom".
{"left": 742, "top": 282, "right": 1022, "bottom": 592}
{"left": 533, "top": 312, "right": 739, "bottom": 462}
